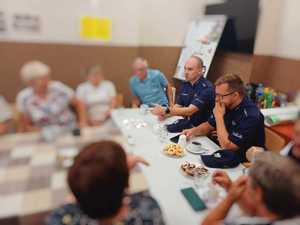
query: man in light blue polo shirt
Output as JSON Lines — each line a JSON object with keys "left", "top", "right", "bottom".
{"left": 130, "top": 57, "right": 173, "bottom": 107}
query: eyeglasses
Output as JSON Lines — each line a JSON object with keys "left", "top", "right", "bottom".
{"left": 215, "top": 90, "right": 237, "bottom": 99}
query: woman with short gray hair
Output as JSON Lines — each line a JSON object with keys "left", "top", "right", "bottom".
{"left": 16, "top": 60, "right": 87, "bottom": 132}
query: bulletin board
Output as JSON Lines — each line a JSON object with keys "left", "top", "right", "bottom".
{"left": 174, "top": 15, "right": 227, "bottom": 80}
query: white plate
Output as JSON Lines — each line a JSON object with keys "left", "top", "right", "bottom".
{"left": 186, "top": 143, "right": 210, "bottom": 154}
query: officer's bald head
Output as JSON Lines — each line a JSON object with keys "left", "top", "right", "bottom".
{"left": 184, "top": 56, "right": 205, "bottom": 82}
{"left": 188, "top": 55, "right": 204, "bottom": 69}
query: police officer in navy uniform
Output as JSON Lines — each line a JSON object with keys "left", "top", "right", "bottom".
{"left": 183, "top": 74, "right": 265, "bottom": 162}
{"left": 151, "top": 55, "right": 215, "bottom": 133}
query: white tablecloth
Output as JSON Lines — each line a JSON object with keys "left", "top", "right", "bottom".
{"left": 112, "top": 108, "right": 244, "bottom": 225}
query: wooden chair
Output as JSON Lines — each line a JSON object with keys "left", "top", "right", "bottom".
{"left": 116, "top": 93, "right": 124, "bottom": 108}
{"left": 243, "top": 127, "right": 287, "bottom": 168}
{"left": 171, "top": 87, "right": 176, "bottom": 105}
{"left": 264, "top": 126, "right": 287, "bottom": 153}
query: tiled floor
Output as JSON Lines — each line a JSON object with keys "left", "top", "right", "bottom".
{"left": 0, "top": 123, "right": 148, "bottom": 224}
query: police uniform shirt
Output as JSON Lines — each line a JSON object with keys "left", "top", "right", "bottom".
{"left": 208, "top": 97, "right": 265, "bottom": 161}
{"left": 176, "top": 77, "right": 215, "bottom": 127}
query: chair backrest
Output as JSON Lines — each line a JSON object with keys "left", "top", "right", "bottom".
{"left": 116, "top": 93, "right": 124, "bottom": 108}
{"left": 171, "top": 87, "right": 176, "bottom": 105}
{"left": 265, "top": 127, "right": 287, "bottom": 153}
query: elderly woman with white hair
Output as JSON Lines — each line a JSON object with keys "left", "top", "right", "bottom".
{"left": 16, "top": 60, "right": 87, "bottom": 132}
{"left": 76, "top": 65, "right": 117, "bottom": 126}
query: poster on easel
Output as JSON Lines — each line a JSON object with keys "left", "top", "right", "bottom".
{"left": 174, "top": 15, "right": 227, "bottom": 80}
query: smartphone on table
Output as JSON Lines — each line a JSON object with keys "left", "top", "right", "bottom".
{"left": 180, "top": 187, "right": 207, "bottom": 212}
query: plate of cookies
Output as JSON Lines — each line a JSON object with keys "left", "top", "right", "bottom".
{"left": 163, "top": 143, "right": 185, "bottom": 158}
{"left": 180, "top": 161, "right": 209, "bottom": 177}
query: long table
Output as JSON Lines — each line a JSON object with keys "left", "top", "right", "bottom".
{"left": 0, "top": 108, "right": 244, "bottom": 225}
{"left": 112, "top": 108, "right": 244, "bottom": 225}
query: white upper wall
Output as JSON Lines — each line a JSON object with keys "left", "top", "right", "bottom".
{"left": 0, "top": 0, "right": 210, "bottom": 46}
{"left": 0, "top": 0, "right": 141, "bottom": 46}
{"left": 275, "top": 0, "right": 300, "bottom": 59}
{"left": 1, "top": 0, "right": 300, "bottom": 60}
{"left": 254, "top": 0, "right": 283, "bottom": 55}
{"left": 139, "top": 0, "right": 206, "bottom": 46}
{"left": 255, "top": 0, "right": 300, "bottom": 60}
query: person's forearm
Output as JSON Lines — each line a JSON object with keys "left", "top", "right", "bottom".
{"left": 110, "top": 97, "right": 117, "bottom": 109}
{"left": 76, "top": 100, "right": 88, "bottom": 126}
{"left": 192, "top": 122, "right": 212, "bottom": 136}
{"left": 131, "top": 97, "right": 140, "bottom": 108}
{"left": 17, "top": 114, "right": 37, "bottom": 133}
{"left": 215, "top": 117, "right": 236, "bottom": 150}
{"left": 166, "top": 86, "right": 174, "bottom": 106}
{"left": 201, "top": 195, "right": 235, "bottom": 225}
{"left": 170, "top": 105, "right": 196, "bottom": 117}
{"left": 0, "top": 122, "right": 9, "bottom": 134}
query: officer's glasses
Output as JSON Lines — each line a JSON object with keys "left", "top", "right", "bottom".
{"left": 215, "top": 90, "right": 237, "bottom": 99}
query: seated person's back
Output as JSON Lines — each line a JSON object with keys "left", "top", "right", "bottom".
{"left": 47, "top": 141, "right": 165, "bottom": 225}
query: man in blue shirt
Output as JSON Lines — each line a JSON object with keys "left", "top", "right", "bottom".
{"left": 130, "top": 57, "right": 173, "bottom": 107}
{"left": 183, "top": 74, "right": 265, "bottom": 162}
{"left": 152, "top": 56, "right": 215, "bottom": 132}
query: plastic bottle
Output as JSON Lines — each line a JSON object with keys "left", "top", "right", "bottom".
{"left": 266, "top": 91, "right": 273, "bottom": 108}
{"left": 255, "top": 83, "right": 264, "bottom": 108}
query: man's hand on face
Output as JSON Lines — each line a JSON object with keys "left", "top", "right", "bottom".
{"left": 213, "top": 100, "right": 226, "bottom": 120}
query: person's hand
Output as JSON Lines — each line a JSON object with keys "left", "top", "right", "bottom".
{"left": 151, "top": 105, "right": 166, "bottom": 117}
{"left": 213, "top": 101, "right": 226, "bottom": 120}
{"left": 79, "top": 121, "right": 88, "bottom": 128}
{"left": 182, "top": 128, "right": 195, "bottom": 139}
{"left": 0, "top": 122, "right": 9, "bottom": 135}
{"left": 127, "top": 155, "right": 150, "bottom": 169}
{"left": 104, "top": 109, "right": 112, "bottom": 119}
{"left": 227, "top": 176, "right": 248, "bottom": 201}
{"left": 90, "top": 119, "right": 102, "bottom": 127}
{"left": 212, "top": 170, "right": 232, "bottom": 191}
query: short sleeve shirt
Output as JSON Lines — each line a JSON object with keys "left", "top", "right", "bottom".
{"left": 208, "top": 97, "right": 265, "bottom": 161}
{"left": 16, "top": 81, "right": 76, "bottom": 128}
{"left": 130, "top": 69, "right": 169, "bottom": 106}
{"left": 176, "top": 77, "right": 215, "bottom": 127}
{"left": 76, "top": 80, "right": 116, "bottom": 121}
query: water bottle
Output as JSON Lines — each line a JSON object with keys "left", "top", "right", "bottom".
{"left": 266, "top": 91, "right": 273, "bottom": 108}
{"left": 255, "top": 83, "right": 264, "bottom": 107}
